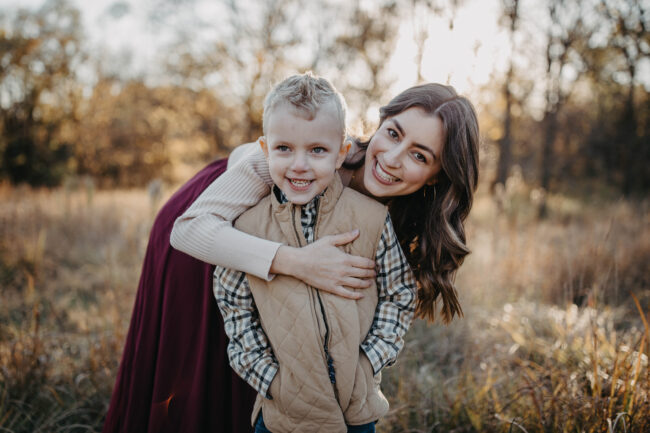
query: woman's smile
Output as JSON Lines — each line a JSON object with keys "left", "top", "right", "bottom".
{"left": 372, "top": 160, "right": 401, "bottom": 184}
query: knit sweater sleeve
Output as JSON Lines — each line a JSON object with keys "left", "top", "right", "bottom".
{"left": 170, "top": 143, "right": 281, "bottom": 280}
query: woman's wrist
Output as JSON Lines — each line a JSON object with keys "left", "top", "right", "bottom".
{"left": 269, "top": 245, "right": 300, "bottom": 278}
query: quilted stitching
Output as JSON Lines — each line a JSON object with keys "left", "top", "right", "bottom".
{"left": 235, "top": 182, "right": 389, "bottom": 432}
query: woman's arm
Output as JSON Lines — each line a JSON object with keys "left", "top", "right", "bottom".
{"left": 170, "top": 143, "right": 282, "bottom": 279}
{"left": 271, "top": 231, "right": 376, "bottom": 298}
{"left": 170, "top": 142, "right": 376, "bottom": 294}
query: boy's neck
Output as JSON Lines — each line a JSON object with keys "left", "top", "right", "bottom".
{"left": 272, "top": 185, "right": 325, "bottom": 207}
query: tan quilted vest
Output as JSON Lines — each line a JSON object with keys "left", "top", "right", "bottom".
{"left": 234, "top": 175, "right": 390, "bottom": 433}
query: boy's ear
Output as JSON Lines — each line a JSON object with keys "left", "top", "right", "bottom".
{"left": 335, "top": 139, "right": 351, "bottom": 169}
{"left": 258, "top": 136, "right": 269, "bottom": 157}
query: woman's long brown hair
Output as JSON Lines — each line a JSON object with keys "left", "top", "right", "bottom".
{"left": 346, "top": 83, "right": 480, "bottom": 323}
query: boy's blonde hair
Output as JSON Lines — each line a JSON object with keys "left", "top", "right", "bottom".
{"left": 263, "top": 72, "right": 347, "bottom": 140}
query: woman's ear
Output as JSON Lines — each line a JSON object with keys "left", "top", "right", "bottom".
{"left": 258, "top": 136, "right": 269, "bottom": 157}
{"left": 335, "top": 139, "right": 352, "bottom": 169}
{"left": 426, "top": 176, "right": 438, "bottom": 186}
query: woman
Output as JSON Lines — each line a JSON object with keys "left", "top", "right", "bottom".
{"left": 103, "top": 83, "right": 479, "bottom": 433}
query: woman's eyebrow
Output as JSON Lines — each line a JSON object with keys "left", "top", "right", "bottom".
{"left": 390, "top": 119, "right": 405, "bottom": 136}
{"left": 392, "top": 119, "right": 437, "bottom": 160}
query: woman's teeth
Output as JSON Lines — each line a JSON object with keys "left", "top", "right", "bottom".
{"left": 375, "top": 162, "right": 399, "bottom": 183}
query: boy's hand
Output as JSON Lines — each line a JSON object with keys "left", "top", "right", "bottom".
{"left": 270, "top": 230, "right": 376, "bottom": 299}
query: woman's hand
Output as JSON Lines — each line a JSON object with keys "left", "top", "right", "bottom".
{"left": 270, "top": 230, "right": 376, "bottom": 299}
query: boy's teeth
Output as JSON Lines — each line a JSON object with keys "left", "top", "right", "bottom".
{"left": 376, "top": 162, "right": 399, "bottom": 182}
{"left": 290, "top": 179, "right": 311, "bottom": 186}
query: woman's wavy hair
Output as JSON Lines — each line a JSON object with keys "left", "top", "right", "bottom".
{"left": 348, "top": 83, "right": 479, "bottom": 323}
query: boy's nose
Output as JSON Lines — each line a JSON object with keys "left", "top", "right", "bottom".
{"left": 290, "top": 153, "right": 309, "bottom": 171}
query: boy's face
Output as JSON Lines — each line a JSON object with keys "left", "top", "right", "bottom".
{"left": 261, "top": 102, "right": 349, "bottom": 205}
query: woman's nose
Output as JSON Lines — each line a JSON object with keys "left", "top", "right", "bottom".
{"left": 382, "top": 144, "right": 404, "bottom": 168}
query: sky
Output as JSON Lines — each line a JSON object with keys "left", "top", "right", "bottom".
{"left": 3, "top": 0, "right": 647, "bottom": 111}
{"left": 0, "top": 0, "right": 510, "bottom": 96}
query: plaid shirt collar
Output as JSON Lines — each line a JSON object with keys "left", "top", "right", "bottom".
{"left": 272, "top": 185, "right": 322, "bottom": 244}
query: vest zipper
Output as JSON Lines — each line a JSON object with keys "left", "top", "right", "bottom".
{"left": 290, "top": 201, "right": 339, "bottom": 402}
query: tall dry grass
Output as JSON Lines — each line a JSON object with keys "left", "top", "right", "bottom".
{"left": 379, "top": 176, "right": 649, "bottom": 432}
{"left": 0, "top": 177, "right": 648, "bottom": 432}
{"left": 0, "top": 182, "right": 163, "bottom": 432}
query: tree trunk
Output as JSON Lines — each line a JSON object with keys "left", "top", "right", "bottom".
{"left": 493, "top": 66, "right": 514, "bottom": 191}
{"left": 538, "top": 109, "right": 558, "bottom": 218}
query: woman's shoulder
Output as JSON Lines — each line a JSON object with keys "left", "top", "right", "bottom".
{"left": 227, "top": 141, "right": 263, "bottom": 169}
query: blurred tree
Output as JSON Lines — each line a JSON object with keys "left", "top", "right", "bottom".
{"left": 598, "top": 0, "right": 649, "bottom": 193}
{"left": 492, "top": 0, "right": 520, "bottom": 191}
{"left": 74, "top": 77, "right": 225, "bottom": 187}
{"left": 0, "top": 0, "right": 84, "bottom": 186}
{"left": 331, "top": 0, "right": 403, "bottom": 130}
{"left": 409, "top": 0, "right": 464, "bottom": 84}
{"left": 161, "top": 0, "right": 410, "bottom": 140}
{"left": 162, "top": 0, "right": 312, "bottom": 150}
{"left": 537, "top": 0, "right": 592, "bottom": 216}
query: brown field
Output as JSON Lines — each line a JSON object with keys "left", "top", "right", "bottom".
{"left": 0, "top": 180, "right": 648, "bottom": 432}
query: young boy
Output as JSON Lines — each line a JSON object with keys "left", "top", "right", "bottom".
{"left": 214, "top": 73, "right": 416, "bottom": 433}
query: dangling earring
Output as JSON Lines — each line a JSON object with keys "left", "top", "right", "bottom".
{"left": 424, "top": 185, "right": 437, "bottom": 200}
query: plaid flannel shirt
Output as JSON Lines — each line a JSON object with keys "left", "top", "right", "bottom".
{"left": 213, "top": 187, "right": 416, "bottom": 398}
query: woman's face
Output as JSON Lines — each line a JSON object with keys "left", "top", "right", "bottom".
{"left": 361, "top": 107, "right": 444, "bottom": 198}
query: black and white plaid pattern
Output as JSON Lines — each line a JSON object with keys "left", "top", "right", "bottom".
{"left": 214, "top": 267, "right": 278, "bottom": 398}
{"left": 214, "top": 187, "right": 416, "bottom": 397}
{"left": 362, "top": 213, "right": 416, "bottom": 373}
{"left": 300, "top": 197, "right": 317, "bottom": 243}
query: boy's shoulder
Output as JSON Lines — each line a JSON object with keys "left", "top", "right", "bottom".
{"left": 339, "top": 186, "right": 387, "bottom": 213}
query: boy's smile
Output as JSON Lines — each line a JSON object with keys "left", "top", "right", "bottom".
{"left": 261, "top": 101, "right": 348, "bottom": 205}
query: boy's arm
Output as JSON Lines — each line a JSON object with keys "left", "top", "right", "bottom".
{"left": 360, "top": 214, "right": 417, "bottom": 375}
{"left": 213, "top": 266, "right": 278, "bottom": 398}
{"left": 171, "top": 142, "right": 282, "bottom": 280}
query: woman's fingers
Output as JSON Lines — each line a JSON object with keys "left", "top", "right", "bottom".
{"left": 323, "top": 231, "right": 376, "bottom": 271}
{"left": 330, "top": 285, "right": 364, "bottom": 300}
{"left": 327, "top": 229, "right": 360, "bottom": 247}
{"left": 340, "top": 276, "right": 372, "bottom": 289}
{"left": 346, "top": 256, "right": 376, "bottom": 273}
{"left": 274, "top": 231, "right": 379, "bottom": 299}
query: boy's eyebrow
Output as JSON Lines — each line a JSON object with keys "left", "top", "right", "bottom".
{"left": 390, "top": 119, "right": 437, "bottom": 160}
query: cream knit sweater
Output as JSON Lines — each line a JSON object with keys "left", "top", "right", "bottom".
{"left": 169, "top": 141, "right": 358, "bottom": 280}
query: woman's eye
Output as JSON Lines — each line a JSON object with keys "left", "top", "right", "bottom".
{"left": 387, "top": 128, "right": 399, "bottom": 140}
{"left": 413, "top": 152, "right": 427, "bottom": 163}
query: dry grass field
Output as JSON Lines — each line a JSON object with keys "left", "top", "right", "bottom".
{"left": 0, "top": 179, "right": 648, "bottom": 432}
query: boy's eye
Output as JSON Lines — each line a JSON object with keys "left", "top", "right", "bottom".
{"left": 312, "top": 147, "right": 327, "bottom": 154}
{"left": 277, "top": 145, "right": 290, "bottom": 152}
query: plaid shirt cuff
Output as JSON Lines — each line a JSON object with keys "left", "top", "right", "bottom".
{"left": 240, "top": 356, "right": 278, "bottom": 399}
{"left": 361, "top": 335, "right": 399, "bottom": 374}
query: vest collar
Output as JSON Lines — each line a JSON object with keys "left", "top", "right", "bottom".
{"left": 270, "top": 173, "right": 345, "bottom": 216}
